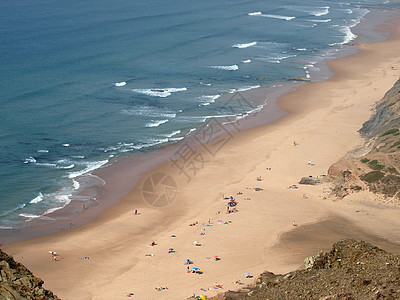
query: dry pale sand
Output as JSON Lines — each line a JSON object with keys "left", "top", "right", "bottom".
{"left": 4, "top": 18, "right": 400, "bottom": 300}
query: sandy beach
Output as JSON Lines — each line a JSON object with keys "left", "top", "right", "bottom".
{"left": 3, "top": 13, "right": 400, "bottom": 300}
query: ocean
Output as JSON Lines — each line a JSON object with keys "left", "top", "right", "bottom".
{"left": 0, "top": 0, "right": 398, "bottom": 230}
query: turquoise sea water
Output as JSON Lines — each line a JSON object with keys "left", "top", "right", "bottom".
{"left": 0, "top": 0, "right": 398, "bottom": 229}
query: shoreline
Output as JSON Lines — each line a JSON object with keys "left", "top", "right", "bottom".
{"left": 2, "top": 8, "right": 400, "bottom": 300}
{"left": 0, "top": 7, "right": 398, "bottom": 245}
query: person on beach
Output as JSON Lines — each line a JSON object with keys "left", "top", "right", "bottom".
{"left": 134, "top": 209, "right": 138, "bottom": 215}
{"left": 293, "top": 221, "right": 297, "bottom": 226}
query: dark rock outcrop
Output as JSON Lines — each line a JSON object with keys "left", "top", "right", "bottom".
{"left": 0, "top": 249, "right": 59, "bottom": 300}
{"left": 299, "top": 177, "right": 320, "bottom": 185}
{"left": 208, "top": 239, "right": 400, "bottom": 300}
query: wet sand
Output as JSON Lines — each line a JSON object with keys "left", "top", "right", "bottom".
{"left": 3, "top": 12, "right": 400, "bottom": 300}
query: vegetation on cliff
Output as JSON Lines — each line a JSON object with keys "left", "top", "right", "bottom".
{"left": 328, "top": 77, "right": 400, "bottom": 202}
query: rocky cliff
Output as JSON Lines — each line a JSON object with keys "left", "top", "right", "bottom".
{"left": 207, "top": 239, "right": 400, "bottom": 300}
{"left": 328, "top": 77, "right": 400, "bottom": 202}
{"left": 0, "top": 249, "right": 59, "bottom": 300}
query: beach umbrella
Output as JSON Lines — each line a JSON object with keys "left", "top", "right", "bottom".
{"left": 192, "top": 267, "right": 200, "bottom": 271}
{"left": 228, "top": 201, "right": 237, "bottom": 207}
{"left": 169, "top": 248, "right": 174, "bottom": 252}
{"left": 200, "top": 295, "right": 206, "bottom": 300}
{"left": 245, "top": 272, "right": 250, "bottom": 277}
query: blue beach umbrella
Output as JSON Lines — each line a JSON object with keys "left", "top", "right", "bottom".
{"left": 192, "top": 267, "right": 200, "bottom": 271}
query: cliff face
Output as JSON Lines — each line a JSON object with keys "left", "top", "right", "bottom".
{"left": 207, "top": 239, "right": 400, "bottom": 300}
{"left": 0, "top": 249, "right": 59, "bottom": 300}
{"left": 328, "top": 77, "right": 400, "bottom": 202}
{"left": 360, "top": 78, "right": 400, "bottom": 138}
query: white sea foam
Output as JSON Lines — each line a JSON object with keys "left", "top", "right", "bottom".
{"left": 40, "top": 194, "right": 71, "bottom": 216}
{"left": 236, "top": 85, "right": 260, "bottom": 92}
{"left": 187, "top": 128, "right": 197, "bottom": 135}
{"left": 114, "top": 81, "right": 127, "bottom": 87}
{"left": 19, "top": 213, "right": 41, "bottom": 220}
{"left": 341, "top": 26, "right": 357, "bottom": 44}
{"left": 169, "top": 136, "right": 184, "bottom": 141}
{"left": 60, "top": 164, "right": 75, "bottom": 169}
{"left": 248, "top": 11, "right": 262, "bottom": 16}
{"left": 121, "top": 106, "right": 177, "bottom": 118}
{"left": 209, "top": 65, "right": 239, "bottom": 71}
{"left": 72, "top": 155, "right": 85, "bottom": 159}
{"left": 199, "top": 95, "right": 221, "bottom": 106}
{"left": 259, "top": 54, "right": 297, "bottom": 63}
{"left": 286, "top": 5, "right": 329, "bottom": 17}
{"left": 262, "top": 14, "right": 295, "bottom": 21}
{"left": 68, "top": 160, "right": 108, "bottom": 179}
{"left": 296, "top": 48, "right": 307, "bottom": 51}
{"left": 36, "top": 162, "right": 57, "bottom": 168}
{"left": 329, "top": 26, "right": 357, "bottom": 45}
{"left": 62, "top": 143, "right": 70, "bottom": 147}
{"left": 23, "top": 157, "right": 36, "bottom": 164}
{"left": 241, "top": 59, "right": 252, "bottom": 63}
{"left": 308, "top": 19, "right": 331, "bottom": 23}
{"left": 200, "top": 82, "right": 212, "bottom": 86}
{"left": 232, "top": 42, "right": 257, "bottom": 49}
{"left": 131, "top": 138, "right": 169, "bottom": 150}
{"left": 37, "top": 149, "right": 49, "bottom": 153}
{"left": 44, "top": 206, "right": 64, "bottom": 215}
{"left": 346, "top": 9, "right": 353, "bottom": 14}
{"left": 145, "top": 119, "right": 169, "bottom": 127}
{"left": 55, "top": 194, "right": 71, "bottom": 204}
{"left": 73, "top": 179, "right": 80, "bottom": 190}
{"left": 162, "top": 130, "right": 182, "bottom": 138}
{"left": 30, "top": 192, "right": 44, "bottom": 204}
{"left": 0, "top": 226, "right": 12, "bottom": 229}
{"left": 131, "top": 87, "right": 187, "bottom": 98}
{"left": 313, "top": 7, "right": 330, "bottom": 16}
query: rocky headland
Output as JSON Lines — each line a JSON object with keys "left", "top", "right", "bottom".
{"left": 328, "top": 77, "right": 400, "bottom": 203}
{"left": 207, "top": 239, "right": 400, "bottom": 300}
{"left": 0, "top": 249, "right": 58, "bottom": 300}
